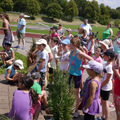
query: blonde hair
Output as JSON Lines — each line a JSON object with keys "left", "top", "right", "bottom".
{"left": 71, "top": 37, "right": 84, "bottom": 52}
{"left": 79, "top": 27, "right": 87, "bottom": 34}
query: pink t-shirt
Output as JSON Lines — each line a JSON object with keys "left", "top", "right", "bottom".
{"left": 92, "top": 56, "right": 103, "bottom": 64}
{"left": 51, "top": 33, "right": 59, "bottom": 38}
{"left": 114, "top": 70, "right": 120, "bottom": 96}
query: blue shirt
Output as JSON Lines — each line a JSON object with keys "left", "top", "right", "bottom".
{"left": 36, "top": 50, "right": 49, "bottom": 73}
{"left": 5, "top": 65, "right": 17, "bottom": 78}
{"left": 17, "top": 18, "right": 26, "bottom": 33}
{"left": 69, "top": 50, "right": 82, "bottom": 76}
{"left": 113, "top": 38, "right": 120, "bottom": 53}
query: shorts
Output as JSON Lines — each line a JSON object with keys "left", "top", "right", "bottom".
{"left": 100, "top": 89, "right": 110, "bottom": 100}
{"left": 30, "top": 100, "right": 41, "bottom": 116}
{"left": 17, "top": 32, "right": 25, "bottom": 38}
{"left": 49, "top": 68, "right": 53, "bottom": 74}
{"left": 84, "top": 113, "right": 95, "bottom": 120}
{"left": 68, "top": 74, "right": 82, "bottom": 88}
{"left": 39, "top": 72, "right": 46, "bottom": 87}
{"left": 114, "top": 93, "right": 120, "bottom": 106}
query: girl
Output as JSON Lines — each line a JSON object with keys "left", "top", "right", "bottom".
{"left": 112, "top": 59, "right": 120, "bottom": 120}
{"left": 87, "top": 32, "right": 95, "bottom": 56}
{"left": 68, "top": 37, "right": 93, "bottom": 117}
{"left": 66, "top": 28, "right": 73, "bottom": 40}
{"left": 92, "top": 47, "right": 103, "bottom": 64}
{"left": 9, "top": 75, "right": 41, "bottom": 120}
{"left": 100, "top": 49, "right": 115, "bottom": 120}
{"left": 82, "top": 60, "right": 103, "bottom": 120}
{"left": 0, "top": 13, "right": 12, "bottom": 49}
{"left": 58, "top": 39, "right": 70, "bottom": 73}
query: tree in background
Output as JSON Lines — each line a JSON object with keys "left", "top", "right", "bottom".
{"left": 74, "top": 0, "right": 87, "bottom": 17}
{"left": 110, "top": 9, "right": 120, "bottom": 19}
{"left": 46, "top": 3, "right": 63, "bottom": 19}
{"left": 116, "top": 7, "right": 120, "bottom": 12}
{"left": 100, "top": 3, "right": 110, "bottom": 16}
{"left": 26, "top": 0, "right": 40, "bottom": 16}
{"left": 65, "top": 0, "right": 78, "bottom": 20}
{"left": 0, "top": 0, "right": 14, "bottom": 11}
{"left": 114, "top": 19, "right": 120, "bottom": 27}
{"left": 84, "top": 0, "right": 100, "bottom": 22}
{"left": 98, "top": 14, "right": 110, "bottom": 25}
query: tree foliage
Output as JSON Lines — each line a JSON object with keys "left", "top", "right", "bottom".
{"left": 98, "top": 14, "right": 110, "bottom": 25}
{"left": 0, "top": 0, "right": 14, "bottom": 11}
{"left": 46, "top": 3, "right": 63, "bottom": 19}
{"left": 65, "top": 0, "right": 78, "bottom": 19}
{"left": 26, "top": 0, "right": 40, "bottom": 16}
{"left": 114, "top": 19, "right": 120, "bottom": 27}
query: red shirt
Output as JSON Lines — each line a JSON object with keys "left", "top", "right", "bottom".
{"left": 51, "top": 33, "right": 59, "bottom": 38}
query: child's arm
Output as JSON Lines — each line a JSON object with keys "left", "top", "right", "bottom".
{"left": 84, "top": 81, "right": 97, "bottom": 110}
{"left": 0, "top": 21, "right": 8, "bottom": 30}
{"left": 38, "top": 59, "right": 45, "bottom": 72}
{"left": 116, "top": 38, "right": 120, "bottom": 45}
{"left": 101, "top": 73, "right": 112, "bottom": 88}
{"left": 89, "top": 39, "right": 95, "bottom": 52}
{"left": 57, "top": 45, "right": 62, "bottom": 56}
{"left": 113, "top": 68, "right": 120, "bottom": 80}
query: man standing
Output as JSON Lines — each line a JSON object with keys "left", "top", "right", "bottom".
{"left": 80, "top": 19, "right": 92, "bottom": 36}
{"left": 15, "top": 13, "right": 26, "bottom": 50}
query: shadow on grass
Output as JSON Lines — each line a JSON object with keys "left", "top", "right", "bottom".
{"left": 41, "top": 17, "right": 59, "bottom": 23}
{"left": 61, "top": 17, "right": 73, "bottom": 22}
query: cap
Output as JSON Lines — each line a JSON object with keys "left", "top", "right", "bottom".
{"left": 5, "top": 41, "right": 12, "bottom": 46}
{"left": 103, "top": 49, "right": 115, "bottom": 58}
{"left": 14, "top": 59, "right": 24, "bottom": 69}
{"left": 89, "top": 32, "right": 94, "bottom": 36}
{"left": 61, "top": 39, "right": 70, "bottom": 44}
{"left": 36, "top": 39, "right": 47, "bottom": 46}
{"left": 99, "top": 39, "right": 110, "bottom": 49}
{"left": 31, "top": 72, "right": 41, "bottom": 79}
{"left": 66, "top": 28, "right": 72, "bottom": 32}
{"left": 82, "top": 60, "right": 103, "bottom": 73}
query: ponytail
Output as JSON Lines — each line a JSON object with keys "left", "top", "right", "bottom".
{"left": 1, "top": 13, "right": 10, "bottom": 22}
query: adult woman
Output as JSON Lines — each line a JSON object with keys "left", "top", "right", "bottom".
{"left": 102, "top": 24, "right": 113, "bottom": 40}
{"left": 0, "top": 13, "right": 12, "bottom": 48}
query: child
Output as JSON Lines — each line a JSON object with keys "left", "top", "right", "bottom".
{"left": 100, "top": 49, "right": 115, "bottom": 120}
{"left": 92, "top": 47, "right": 103, "bottom": 64}
{"left": 77, "top": 27, "right": 83, "bottom": 37}
{"left": 5, "top": 59, "right": 24, "bottom": 84}
{"left": 113, "top": 31, "right": 120, "bottom": 69}
{"left": 68, "top": 37, "right": 93, "bottom": 117}
{"left": 50, "top": 38, "right": 59, "bottom": 74}
{"left": 32, "top": 72, "right": 47, "bottom": 109}
{"left": 82, "top": 60, "right": 103, "bottom": 120}
{"left": 0, "top": 42, "right": 15, "bottom": 68}
{"left": 112, "top": 59, "right": 120, "bottom": 120}
{"left": 9, "top": 75, "right": 40, "bottom": 120}
{"left": 66, "top": 28, "right": 73, "bottom": 40}
{"left": 87, "top": 32, "right": 95, "bottom": 56}
{"left": 58, "top": 39, "right": 70, "bottom": 73}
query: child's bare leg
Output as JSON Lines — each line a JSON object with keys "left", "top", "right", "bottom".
{"left": 13, "top": 73, "right": 22, "bottom": 82}
{"left": 1, "top": 55, "right": 6, "bottom": 64}
{"left": 6, "top": 60, "right": 13, "bottom": 66}
{"left": 41, "top": 90, "right": 48, "bottom": 107}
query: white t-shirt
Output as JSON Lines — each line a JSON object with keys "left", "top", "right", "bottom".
{"left": 66, "top": 34, "right": 73, "bottom": 40}
{"left": 60, "top": 51, "right": 70, "bottom": 71}
{"left": 101, "top": 63, "right": 113, "bottom": 91}
{"left": 80, "top": 23, "right": 92, "bottom": 35}
{"left": 50, "top": 45, "right": 59, "bottom": 69}
{"left": 87, "top": 40, "right": 94, "bottom": 53}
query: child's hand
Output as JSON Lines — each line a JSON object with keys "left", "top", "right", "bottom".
{"left": 78, "top": 66, "right": 83, "bottom": 70}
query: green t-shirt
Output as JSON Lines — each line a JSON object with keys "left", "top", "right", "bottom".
{"left": 32, "top": 82, "right": 41, "bottom": 94}
{"left": 103, "top": 28, "right": 111, "bottom": 40}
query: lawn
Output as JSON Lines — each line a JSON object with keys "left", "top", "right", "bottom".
{"left": 0, "top": 47, "right": 28, "bottom": 74}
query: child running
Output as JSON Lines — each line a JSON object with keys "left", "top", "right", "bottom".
{"left": 82, "top": 60, "right": 103, "bottom": 120}
{"left": 100, "top": 49, "right": 115, "bottom": 120}
{"left": 9, "top": 75, "right": 40, "bottom": 120}
{"left": 68, "top": 37, "right": 93, "bottom": 117}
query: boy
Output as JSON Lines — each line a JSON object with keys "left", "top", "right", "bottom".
{"left": 0, "top": 42, "right": 15, "bottom": 68}
{"left": 32, "top": 39, "right": 49, "bottom": 90}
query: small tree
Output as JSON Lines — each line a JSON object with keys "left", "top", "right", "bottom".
{"left": 46, "top": 3, "right": 63, "bottom": 19}
{"left": 26, "top": 0, "right": 40, "bottom": 16}
{"left": 65, "top": 0, "right": 78, "bottom": 20}
{"left": 98, "top": 14, "right": 110, "bottom": 25}
{"left": 48, "top": 69, "right": 75, "bottom": 120}
{"left": 114, "top": 19, "right": 120, "bottom": 27}
{"left": 0, "top": 0, "right": 14, "bottom": 11}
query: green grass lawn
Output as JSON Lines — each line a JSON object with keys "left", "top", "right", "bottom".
{"left": 0, "top": 47, "right": 28, "bottom": 74}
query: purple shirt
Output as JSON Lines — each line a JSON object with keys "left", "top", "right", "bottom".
{"left": 9, "top": 90, "right": 32, "bottom": 120}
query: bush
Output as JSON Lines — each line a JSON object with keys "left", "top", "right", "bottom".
{"left": 114, "top": 19, "right": 120, "bottom": 27}
{"left": 48, "top": 69, "right": 75, "bottom": 120}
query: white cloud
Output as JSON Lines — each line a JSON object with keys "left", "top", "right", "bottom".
{"left": 89, "top": 0, "right": 120, "bottom": 9}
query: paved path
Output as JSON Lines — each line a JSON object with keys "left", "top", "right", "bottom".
{"left": 0, "top": 34, "right": 117, "bottom": 120}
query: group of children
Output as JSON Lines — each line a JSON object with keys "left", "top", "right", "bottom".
{"left": 1, "top": 23, "right": 120, "bottom": 120}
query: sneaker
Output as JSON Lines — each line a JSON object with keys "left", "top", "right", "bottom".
{"left": 73, "top": 111, "right": 79, "bottom": 118}
{"left": 14, "top": 45, "right": 20, "bottom": 48}
{"left": 22, "top": 46, "right": 25, "bottom": 50}
{"left": 101, "top": 116, "right": 105, "bottom": 120}
{"left": 1, "top": 64, "right": 7, "bottom": 68}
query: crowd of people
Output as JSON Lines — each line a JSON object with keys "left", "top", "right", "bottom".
{"left": 0, "top": 13, "right": 120, "bottom": 120}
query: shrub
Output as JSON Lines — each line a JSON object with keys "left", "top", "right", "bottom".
{"left": 114, "top": 19, "right": 120, "bottom": 27}
{"left": 48, "top": 69, "right": 75, "bottom": 120}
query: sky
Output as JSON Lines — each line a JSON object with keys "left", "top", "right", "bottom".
{"left": 89, "top": 0, "right": 120, "bottom": 9}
